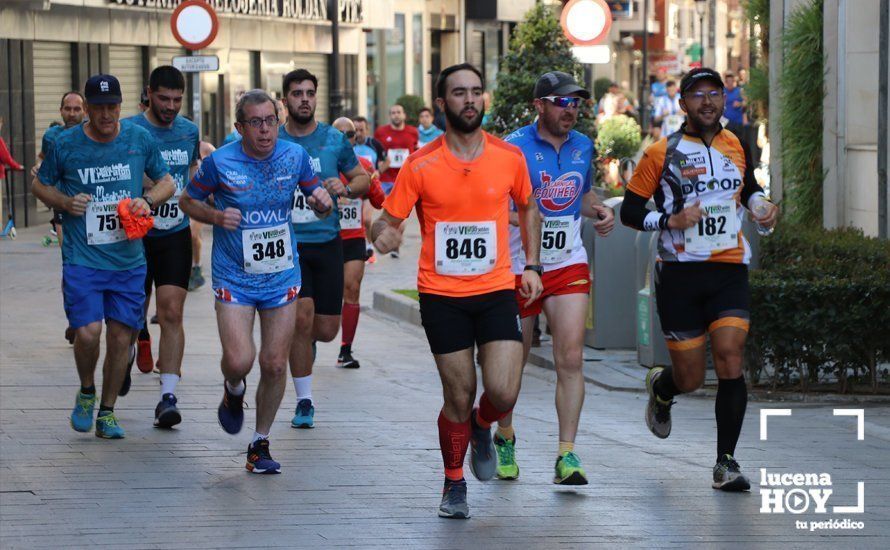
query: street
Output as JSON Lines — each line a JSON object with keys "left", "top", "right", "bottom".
{"left": 1, "top": 222, "right": 889, "bottom": 549}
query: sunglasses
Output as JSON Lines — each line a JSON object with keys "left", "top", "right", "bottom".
{"left": 345, "top": 130, "right": 356, "bottom": 138}
{"left": 541, "top": 96, "right": 582, "bottom": 109}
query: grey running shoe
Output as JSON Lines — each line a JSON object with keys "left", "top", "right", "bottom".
{"left": 645, "top": 367, "right": 673, "bottom": 439}
{"left": 438, "top": 479, "right": 470, "bottom": 519}
{"left": 469, "top": 410, "right": 497, "bottom": 481}
{"left": 712, "top": 454, "right": 751, "bottom": 492}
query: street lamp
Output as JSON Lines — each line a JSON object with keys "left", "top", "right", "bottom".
{"left": 694, "top": 0, "right": 707, "bottom": 67}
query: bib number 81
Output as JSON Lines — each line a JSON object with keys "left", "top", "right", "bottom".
{"left": 252, "top": 239, "right": 286, "bottom": 261}
{"left": 445, "top": 238, "right": 486, "bottom": 259}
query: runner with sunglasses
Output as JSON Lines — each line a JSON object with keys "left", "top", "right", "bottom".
{"left": 495, "top": 72, "right": 615, "bottom": 484}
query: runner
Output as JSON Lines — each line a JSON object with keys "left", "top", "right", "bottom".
{"left": 278, "top": 69, "right": 370, "bottom": 428}
{"left": 188, "top": 140, "right": 216, "bottom": 291}
{"left": 495, "top": 71, "right": 615, "bottom": 484}
{"left": 352, "top": 116, "right": 385, "bottom": 262}
{"left": 416, "top": 107, "right": 443, "bottom": 147}
{"left": 179, "top": 89, "right": 332, "bottom": 473}
{"left": 620, "top": 68, "right": 778, "bottom": 491}
{"left": 371, "top": 63, "right": 543, "bottom": 519}
{"left": 127, "top": 66, "right": 200, "bottom": 427}
{"left": 31, "top": 74, "right": 175, "bottom": 439}
{"left": 331, "top": 117, "right": 385, "bottom": 369}
{"left": 373, "top": 103, "right": 418, "bottom": 258}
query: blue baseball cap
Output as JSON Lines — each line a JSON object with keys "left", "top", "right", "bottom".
{"left": 84, "top": 74, "right": 122, "bottom": 105}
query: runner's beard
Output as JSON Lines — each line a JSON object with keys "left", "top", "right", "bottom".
{"left": 445, "top": 105, "right": 483, "bottom": 134}
{"left": 289, "top": 107, "right": 314, "bottom": 125}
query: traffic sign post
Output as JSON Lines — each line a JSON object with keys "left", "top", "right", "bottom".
{"left": 170, "top": 1, "right": 219, "bottom": 138}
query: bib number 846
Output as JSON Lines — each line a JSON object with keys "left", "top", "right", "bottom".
{"left": 445, "top": 238, "right": 486, "bottom": 259}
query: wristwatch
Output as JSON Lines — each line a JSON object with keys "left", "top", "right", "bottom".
{"left": 142, "top": 195, "right": 154, "bottom": 209}
{"left": 524, "top": 264, "right": 543, "bottom": 276}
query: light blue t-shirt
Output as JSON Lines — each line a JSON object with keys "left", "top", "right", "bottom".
{"left": 353, "top": 142, "right": 377, "bottom": 166}
{"left": 417, "top": 124, "right": 444, "bottom": 148}
{"left": 127, "top": 113, "right": 200, "bottom": 236}
{"left": 41, "top": 125, "right": 65, "bottom": 158}
{"left": 37, "top": 121, "right": 169, "bottom": 271}
{"left": 186, "top": 140, "right": 320, "bottom": 293}
{"left": 222, "top": 129, "right": 241, "bottom": 146}
{"left": 278, "top": 122, "right": 359, "bottom": 243}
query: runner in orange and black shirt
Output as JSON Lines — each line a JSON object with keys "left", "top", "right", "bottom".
{"left": 620, "top": 68, "right": 778, "bottom": 492}
{"left": 371, "top": 63, "right": 543, "bottom": 520}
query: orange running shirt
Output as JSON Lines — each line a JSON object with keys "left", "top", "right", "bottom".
{"left": 383, "top": 132, "right": 532, "bottom": 298}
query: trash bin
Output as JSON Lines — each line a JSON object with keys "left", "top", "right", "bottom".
{"left": 583, "top": 196, "right": 637, "bottom": 349}
{"left": 635, "top": 231, "right": 672, "bottom": 368}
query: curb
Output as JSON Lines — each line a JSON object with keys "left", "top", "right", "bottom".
{"left": 372, "top": 290, "right": 422, "bottom": 327}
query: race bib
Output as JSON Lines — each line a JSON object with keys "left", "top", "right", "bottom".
{"left": 85, "top": 200, "right": 126, "bottom": 245}
{"left": 541, "top": 215, "right": 575, "bottom": 264}
{"left": 241, "top": 223, "right": 294, "bottom": 274}
{"left": 338, "top": 198, "right": 362, "bottom": 230}
{"left": 291, "top": 190, "right": 320, "bottom": 224}
{"left": 434, "top": 221, "right": 496, "bottom": 276}
{"left": 387, "top": 148, "right": 409, "bottom": 169}
{"left": 151, "top": 188, "right": 184, "bottom": 230}
{"left": 684, "top": 200, "right": 739, "bottom": 253}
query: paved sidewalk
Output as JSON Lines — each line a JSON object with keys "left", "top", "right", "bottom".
{"left": 1, "top": 222, "right": 889, "bottom": 548}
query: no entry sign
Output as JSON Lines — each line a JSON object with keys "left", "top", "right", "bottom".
{"left": 170, "top": 0, "right": 219, "bottom": 51}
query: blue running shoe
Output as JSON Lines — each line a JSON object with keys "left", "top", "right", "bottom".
{"left": 95, "top": 411, "right": 125, "bottom": 439}
{"left": 246, "top": 439, "right": 281, "bottom": 474}
{"left": 217, "top": 381, "right": 245, "bottom": 434}
{"left": 154, "top": 393, "right": 181, "bottom": 428}
{"left": 70, "top": 391, "right": 97, "bottom": 432}
{"left": 291, "top": 398, "right": 314, "bottom": 429}
{"left": 469, "top": 409, "right": 497, "bottom": 481}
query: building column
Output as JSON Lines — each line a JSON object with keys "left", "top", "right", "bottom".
{"left": 823, "top": 0, "right": 844, "bottom": 229}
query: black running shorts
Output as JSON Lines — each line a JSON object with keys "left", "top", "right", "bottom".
{"left": 419, "top": 290, "right": 522, "bottom": 355}
{"left": 654, "top": 261, "right": 750, "bottom": 351}
{"left": 144, "top": 227, "right": 192, "bottom": 292}
{"left": 297, "top": 236, "right": 344, "bottom": 316}
{"left": 342, "top": 237, "right": 366, "bottom": 263}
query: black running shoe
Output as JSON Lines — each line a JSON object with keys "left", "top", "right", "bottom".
{"left": 438, "top": 478, "right": 470, "bottom": 519}
{"left": 154, "top": 393, "right": 182, "bottom": 428}
{"left": 712, "top": 454, "right": 751, "bottom": 492}
{"left": 337, "top": 348, "right": 360, "bottom": 369}
{"left": 118, "top": 344, "right": 136, "bottom": 396}
{"left": 217, "top": 380, "right": 245, "bottom": 434}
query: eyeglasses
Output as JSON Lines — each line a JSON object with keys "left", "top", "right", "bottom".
{"left": 345, "top": 130, "right": 356, "bottom": 138}
{"left": 240, "top": 115, "right": 279, "bottom": 129}
{"left": 684, "top": 90, "right": 724, "bottom": 102}
{"left": 541, "top": 96, "right": 582, "bottom": 109}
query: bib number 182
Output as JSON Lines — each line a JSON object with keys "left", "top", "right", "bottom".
{"left": 696, "top": 216, "right": 727, "bottom": 237}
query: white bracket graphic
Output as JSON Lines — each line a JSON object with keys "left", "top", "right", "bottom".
{"left": 833, "top": 481, "right": 865, "bottom": 514}
{"left": 760, "top": 408, "right": 792, "bottom": 440}
{"left": 833, "top": 409, "right": 865, "bottom": 440}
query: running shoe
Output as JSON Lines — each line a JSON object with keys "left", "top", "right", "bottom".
{"left": 70, "top": 391, "right": 97, "bottom": 432}
{"left": 712, "top": 454, "right": 751, "bottom": 492}
{"left": 366, "top": 254, "right": 377, "bottom": 265}
{"left": 468, "top": 409, "right": 496, "bottom": 481}
{"left": 64, "top": 326, "right": 75, "bottom": 345}
{"left": 119, "top": 344, "right": 136, "bottom": 396}
{"left": 438, "top": 478, "right": 470, "bottom": 519}
{"left": 95, "top": 411, "right": 125, "bottom": 439}
{"left": 291, "top": 398, "right": 314, "bottom": 429}
{"left": 494, "top": 434, "right": 519, "bottom": 480}
{"left": 150, "top": 314, "right": 159, "bottom": 325}
{"left": 188, "top": 265, "right": 205, "bottom": 291}
{"left": 337, "top": 347, "right": 360, "bottom": 369}
{"left": 154, "top": 393, "right": 181, "bottom": 428}
{"left": 246, "top": 439, "right": 281, "bottom": 474}
{"left": 217, "top": 380, "right": 245, "bottom": 434}
{"left": 553, "top": 451, "right": 588, "bottom": 485}
{"left": 645, "top": 366, "right": 674, "bottom": 439}
{"left": 390, "top": 250, "right": 400, "bottom": 259}
{"left": 364, "top": 245, "right": 374, "bottom": 261}
{"left": 136, "top": 334, "right": 153, "bottom": 373}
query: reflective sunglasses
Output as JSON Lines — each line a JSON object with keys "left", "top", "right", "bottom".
{"left": 541, "top": 96, "right": 582, "bottom": 108}
{"left": 345, "top": 130, "right": 356, "bottom": 138}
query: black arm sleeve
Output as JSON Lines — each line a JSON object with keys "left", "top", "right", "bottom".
{"left": 621, "top": 189, "right": 669, "bottom": 231}
{"left": 739, "top": 141, "right": 765, "bottom": 208}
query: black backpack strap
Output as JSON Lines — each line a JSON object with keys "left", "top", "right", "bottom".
{"left": 659, "top": 130, "right": 686, "bottom": 214}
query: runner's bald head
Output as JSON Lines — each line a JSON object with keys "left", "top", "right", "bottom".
{"left": 332, "top": 117, "right": 355, "bottom": 133}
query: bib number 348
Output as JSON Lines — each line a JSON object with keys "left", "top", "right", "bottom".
{"left": 435, "top": 221, "right": 496, "bottom": 275}
{"left": 242, "top": 223, "right": 294, "bottom": 274}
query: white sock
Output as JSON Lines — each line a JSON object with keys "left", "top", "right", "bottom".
{"left": 225, "top": 379, "right": 246, "bottom": 396}
{"left": 252, "top": 431, "right": 269, "bottom": 444}
{"left": 159, "top": 373, "right": 180, "bottom": 397}
{"left": 293, "top": 375, "right": 312, "bottom": 402}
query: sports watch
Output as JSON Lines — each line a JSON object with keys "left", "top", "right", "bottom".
{"left": 524, "top": 264, "right": 543, "bottom": 276}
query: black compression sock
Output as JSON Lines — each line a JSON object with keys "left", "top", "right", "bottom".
{"left": 715, "top": 376, "right": 748, "bottom": 460}
{"left": 80, "top": 385, "right": 96, "bottom": 395}
{"left": 99, "top": 405, "right": 114, "bottom": 414}
{"left": 654, "top": 365, "right": 681, "bottom": 401}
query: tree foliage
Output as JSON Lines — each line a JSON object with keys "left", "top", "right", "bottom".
{"left": 484, "top": 3, "right": 595, "bottom": 137}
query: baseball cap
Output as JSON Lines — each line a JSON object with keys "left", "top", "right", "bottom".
{"left": 84, "top": 74, "right": 122, "bottom": 105}
{"left": 679, "top": 68, "right": 724, "bottom": 95}
{"left": 533, "top": 71, "right": 591, "bottom": 100}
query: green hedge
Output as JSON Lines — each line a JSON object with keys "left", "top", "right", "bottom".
{"left": 747, "top": 225, "right": 890, "bottom": 392}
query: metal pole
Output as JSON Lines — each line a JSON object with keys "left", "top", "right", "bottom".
{"left": 329, "top": 0, "right": 343, "bottom": 121}
{"left": 641, "top": 0, "right": 649, "bottom": 132}
{"left": 188, "top": 50, "right": 202, "bottom": 138}
{"left": 700, "top": 16, "right": 705, "bottom": 67}
{"left": 879, "top": 0, "right": 888, "bottom": 238}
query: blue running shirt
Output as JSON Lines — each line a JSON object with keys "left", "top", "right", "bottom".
{"left": 278, "top": 123, "right": 359, "bottom": 243}
{"left": 37, "top": 120, "right": 169, "bottom": 271}
{"left": 40, "top": 124, "right": 65, "bottom": 158}
{"left": 504, "top": 123, "right": 594, "bottom": 273}
{"left": 185, "top": 140, "right": 320, "bottom": 294}
{"left": 127, "top": 113, "right": 200, "bottom": 236}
